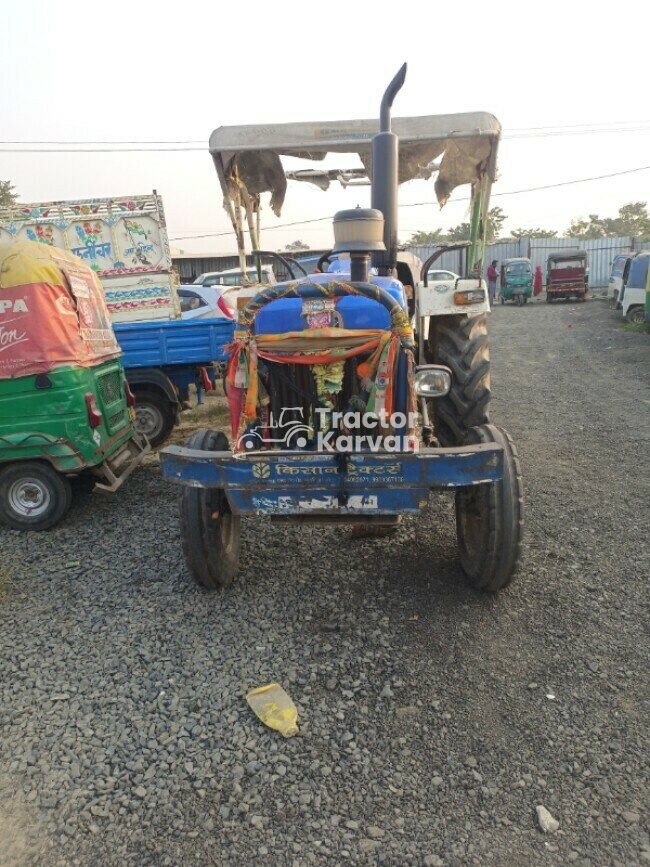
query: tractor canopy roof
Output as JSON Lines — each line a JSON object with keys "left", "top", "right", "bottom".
{"left": 209, "top": 112, "right": 501, "bottom": 217}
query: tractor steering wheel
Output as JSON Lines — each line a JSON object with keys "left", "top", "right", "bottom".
{"left": 317, "top": 251, "right": 334, "bottom": 273}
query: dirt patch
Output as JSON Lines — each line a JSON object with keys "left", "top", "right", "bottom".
{"left": 0, "top": 797, "right": 46, "bottom": 867}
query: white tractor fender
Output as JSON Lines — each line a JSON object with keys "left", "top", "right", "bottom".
{"left": 416, "top": 277, "right": 492, "bottom": 318}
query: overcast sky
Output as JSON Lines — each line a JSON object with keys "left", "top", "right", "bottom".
{"left": 3, "top": 0, "right": 649, "bottom": 254}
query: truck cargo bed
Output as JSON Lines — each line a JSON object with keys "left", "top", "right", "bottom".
{"left": 113, "top": 317, "right": 235, "bottom": 369}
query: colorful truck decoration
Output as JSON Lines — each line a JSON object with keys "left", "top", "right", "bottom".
{"left": 0, "top": 192, "right": 179, "bottom": 324}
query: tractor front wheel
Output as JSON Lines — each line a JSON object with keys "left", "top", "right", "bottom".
{"left": 455, "top": 424, "right": 523, "bottom": 592}
{"left": 179, "top": 429, "right": 240, "bottom": 590}
{"left": 427, "top": 314, "right": 490, "bottom": 446}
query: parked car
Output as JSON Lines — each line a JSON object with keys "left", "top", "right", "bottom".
{"left": 193, "top": 265, "right": 276, "bottom": 287}
{"left": 293, "top": 255, "right": 323, "bottom": 275}
{"left": 179, "top": 285, "right": 235, "bottom": 320}
{"left": 427, "top": 268, "right": 459, "bottom": 284}
{"left": 608, "top": 253, "right": 635, "bottom": 308}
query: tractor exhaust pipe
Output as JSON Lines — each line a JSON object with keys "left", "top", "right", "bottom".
{"left": 371, "top": 63, "right": 407, "bottom": 276}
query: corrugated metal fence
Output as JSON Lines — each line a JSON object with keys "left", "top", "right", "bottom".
{"left": 173, "top": 238, "right": 650, "bottom": 288}
{"left": 408, "top": 236, "right": 650, "bottom": 289}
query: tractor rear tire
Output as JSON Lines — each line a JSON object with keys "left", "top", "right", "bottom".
{"left": 179, "top": 429, "right": 240, "bottom": 590}
{"left": 427, "top": 314, "right": 491, "bottom": 446}
{"left": 455, "top": 424, "right": 523, "bottom": 592}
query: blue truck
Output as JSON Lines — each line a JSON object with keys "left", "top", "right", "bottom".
{"left": 113, "top": 317, "right": 235, "bottom": 446}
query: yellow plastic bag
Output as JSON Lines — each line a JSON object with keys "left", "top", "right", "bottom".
{"left": 246, "top": 683, "right": 299, "bottom": 738}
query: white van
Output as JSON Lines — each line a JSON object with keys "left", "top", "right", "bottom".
{"left": 622, "top": 287, "right": 646, "bottom": 324}
{"left": 621, "top": 253, "right": 648, "bottom": 323}
{"left": 608, "top": 253, "right": 634, "bottom": 308}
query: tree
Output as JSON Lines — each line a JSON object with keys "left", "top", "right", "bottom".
{"left": 445, "top": 221, "right": 471, "bottom": 242}
{"left": 284, "top": 239, "right": 309, "bottom": 251}
{"left": 406, "top": 229, "right": 447, "bottom": 245}
{"left": 486, "top": 206, "right": 507, "bottom": 242}
{"left": 510, "top": 227, "right": 558, "bottom": 239}
{"left": 566, "top": 214, "right": 606, "bottom": 239}
{"left": 446, "top": 207, "right": 507, "bottom": 243}
{"left": 610, "top": 202, "right": 650, "bottom": 238}
{"left": 566, "top": 202, "right": 650, "bottom": 240}
{"left": 0, "top": 180, "right": 17, "bottom": 208}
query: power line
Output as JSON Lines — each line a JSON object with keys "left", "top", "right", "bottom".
{"left": 0, "top": 146, "right": 205, "bottom": 153}
{"left": 503, "top": 125, "right": 650, "bottom": 140}
{"left": 0, "top": 139, "right": 205, "bottom": 145}
{"left": 403, "top": 165, "right": 650, "bottom": 209}
{"left": 505, "top": 118, "right": 650, "bottom": 131}
{"left": 172, "top": 214, "right": 333, "bottom": 241}
{"left": 169, "top": 164, "right": 650, "bottom": 240}
{"left": 4, "top": 119, "right": 650, "bottom": 150}
{"left": 491, "top": 165, "right": 650, "bottom": 196}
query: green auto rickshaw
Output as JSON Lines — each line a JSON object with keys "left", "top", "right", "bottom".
{"left": 500, "top": 257, "right": 533, "bottom": 305}
{"left": 0, "top": 241, "right": 149, "bottom": 530}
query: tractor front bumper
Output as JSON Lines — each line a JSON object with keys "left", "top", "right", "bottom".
{"left": 160, "top": 444, "right": 503, "bottom": 517}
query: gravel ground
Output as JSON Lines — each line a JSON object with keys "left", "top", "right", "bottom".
{"left": 0, "top": 298, "right": 649, "bottom": 867}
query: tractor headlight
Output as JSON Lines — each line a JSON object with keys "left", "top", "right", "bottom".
{"left": 454, "top": 288, "right": 486, "bottom": 305}
{"left": 414, "top": 365, "right": 451, "bottom": 397}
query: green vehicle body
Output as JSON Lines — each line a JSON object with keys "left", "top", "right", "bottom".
{"left": 0, "top": 359, "right": 140, "bottom": 479}
{"left": 0, "top": 240, "right": 150, "bottom": 529}
{"left": 500, "top": 258, "right": 533, "bottom": 304}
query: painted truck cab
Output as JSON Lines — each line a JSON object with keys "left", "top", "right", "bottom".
{"left": 0, "top": 241, "right": 149, "bottom": 530}
{"left": 546, "top": 250, "right": 588, "bottom": 303}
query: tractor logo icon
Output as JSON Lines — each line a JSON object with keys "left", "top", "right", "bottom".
{"left": 253, "top": 463, "right": 271, "bottom": 479}
{"left": 237, "top": 407, "right": 313, "bottom": 452}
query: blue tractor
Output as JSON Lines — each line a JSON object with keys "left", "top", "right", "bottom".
{"left": 160, "top": 64, "right": 523, "bottom": 593}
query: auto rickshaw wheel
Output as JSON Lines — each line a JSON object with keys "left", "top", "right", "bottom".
{"left": 516, "top": 294, "right": 524, "bottom": 307}
{"left": 455, "top": 424, "right": 523, "bottom": 592}
{"left": 427, "top": 314, "right": 490, "bottom": 446}
{"left": 546, "top": 293, "right": 553, "bottom": 304}
{"left": 179, "top": 429, "right": 241, "bottom": 590}
{"left": 0, "top": 461, "right": 72, "bottom": 531}
{"left": 133, "top": 390, "right": 177, "bottom": 448}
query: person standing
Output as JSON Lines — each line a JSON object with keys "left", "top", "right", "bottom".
{"left": 487, "top": 260, "right": 499, "bottom": 305}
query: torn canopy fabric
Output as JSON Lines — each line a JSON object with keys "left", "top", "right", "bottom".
{"left": 210, "top": 112, "right": 501, "bottom": 216}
